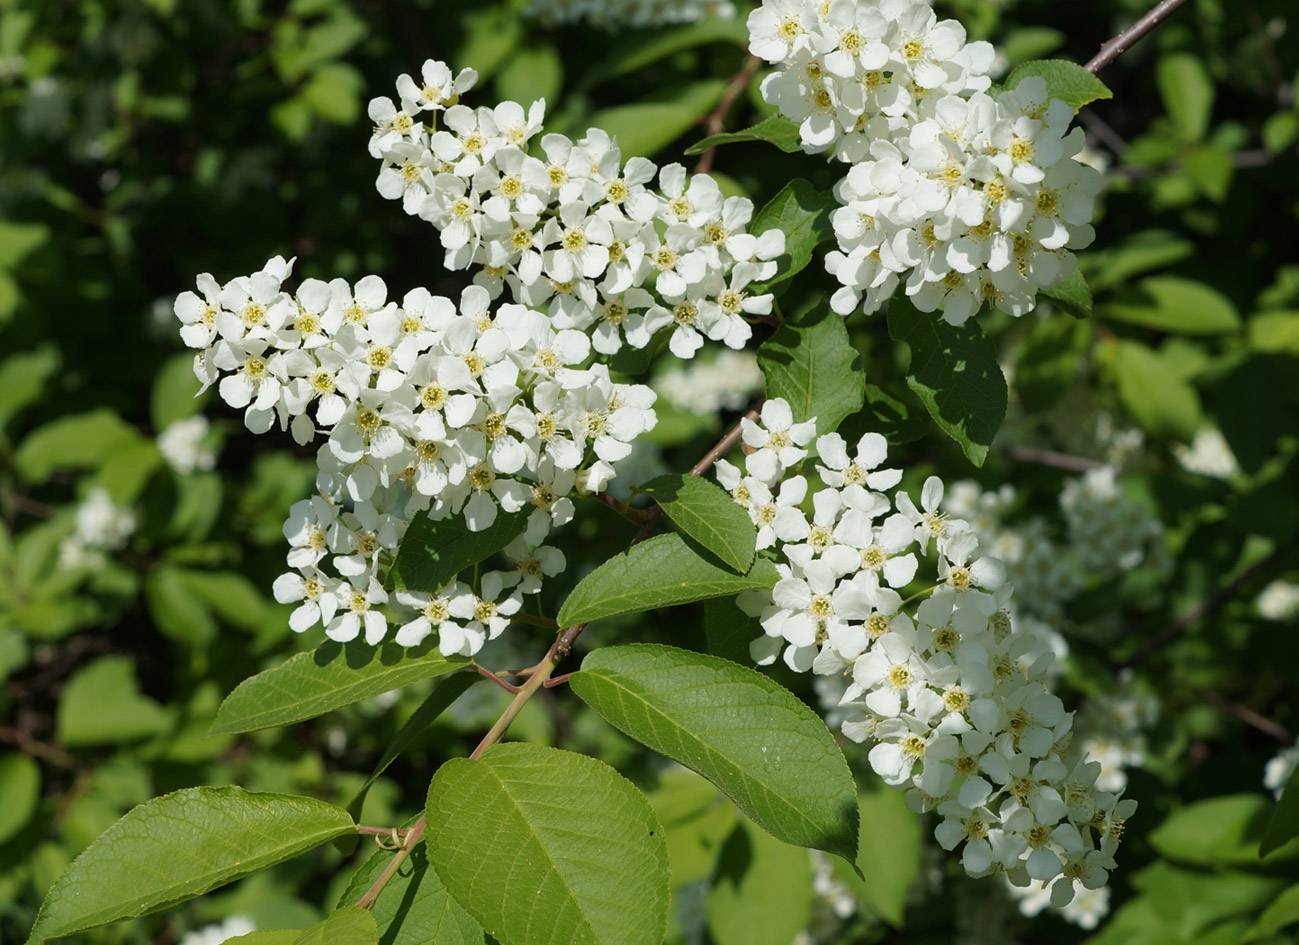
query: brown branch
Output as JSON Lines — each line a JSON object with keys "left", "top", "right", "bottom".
{"left": 690, "top": 404, "right": 763, "bottom": 477}
{"left": 1085, "top": 0, "right": 1195, "bottom": 74}
{"left": 1123, "top": 541, "right": 1296, "bottom": 666}
{"left": 1003, "top": 446, "right": 1105, "bottom": 473}
{"left": 591, "top": 490, "right": 652, "bottom": 524}
{"left": 475, "top": 663, "right": 520, "bottom": 693}
{"left": 0, "top": 725, "right": 76, "bottom": 769}
{"left": 694, "top": 55, "right": 762, "bottom": 175}
{"left": 1190, "top": 686, "right": 1292, "bottom": 744}
{"left": 512, "top": 613, "right": 559, "bottom": 630}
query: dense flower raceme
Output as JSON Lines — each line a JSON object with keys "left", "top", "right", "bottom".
{"left": 174, "top": 257, "right": 658, "bottom": 656}
{"left": 366, "top": 61, "right": 786, "bottom": 360}
{"left": 720, "top": 400, "right": 1134, "bottom": 906}
{"left": 524, "top": 0, "right": 736, "bottom": 30}
{"left": 942, "top": 472, "right": 1166, "bottom": 626}
{"left": 748, "top": 0, "right": 1102, "bottom": 324}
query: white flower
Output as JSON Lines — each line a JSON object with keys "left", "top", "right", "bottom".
{"left": 72, "top": 487, "right": 136, "bottom": 550}
{"left": 741, "top": 398, "right": 817, "bottom": 484}
{"left": 325, "top": 579, "right": 390, "bottom": 644}
{"left": 158, "top": 416, "right": 218, "bottom": 474}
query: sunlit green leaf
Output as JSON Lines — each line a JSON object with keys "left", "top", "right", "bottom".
{"left": 426, "top": 743, "right": 669, "bottom": 945}
{"left": 210, "top": 641, "right": 468, "bottom": 735}
{"left": 571, "top": 644, "right": 859, "bottom": 861}
{"left": 28, "top": 787, "right": 356, "bottom": 944}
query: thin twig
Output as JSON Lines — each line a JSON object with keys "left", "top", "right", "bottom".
{"left": 690, "top": 405, "right": 762, "bottom": 477}
{"left": 544, "top": 671, "right": 574, "bottom": 689}
{"left": 694, "top": 55, "right": 762, "bottom": 175}
{"left": 1190, "top": 686, "right": 1292, "bottom": 744}
{"left": 513, "top": 614, "right": 558, "bottom": 630}
{"left": 1077, "top": 110, "right": 1129, "bottom": 156}
{"left": 591, "top": 491, "right": 652, "bottom": 524}
{"left": 1003, "top": 446, "right": 1105, "bottom": 473}
{"left": 1123, "top": 541, "right": 1296, "bottom": 666}
{"left": 475, "top": 663, "right": 520, "bottom": 693}
{"left": 0, "top": 725, "right": 76, "bottom": 769}
{"left": 1085, "top": 0, "right": 1194, "bottom": 74}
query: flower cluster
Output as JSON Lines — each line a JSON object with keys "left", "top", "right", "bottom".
{"left": 1265, "top": 740, "right": 1299, "bottom": 800}
{"left": 58, "top": 488, "right": 137, "bottom": 571}
{"left": 1007, "top": 877, "right": 1111, "bottom": 930}
{"left": 1258, "top": 579, "right": 1299, "bottom": 622}
{"left": 1173, "top": 427, "right": 1240, "bottom": 479}
{"left": 748, "top": 0, "right": 1101, "bottom": 323}
{"left": 1058, "top": 466, "right": 1163, "bottom": 575}
{"left": 653, "top": 348, "right": 765, "bottom": 416}
{"left": 1074, "top": 681, "right": 1158, "bottom": 793}
{"left": 943, "top": 470, "right": 1166, "bottom": 626}
{"left": 524, "top": 0, "right": 735, "bottom": 29}
{"left": 174, "top": 257, "right": 657, "bottom": 655}
{"left": 720, "top": 400, "right": 1133, "bottom": 906}
{"left": 366, "top": 61, "right": 786, "bottom": 359}
{"left": 158, "top": 415, "right": 218, "bottom": 475}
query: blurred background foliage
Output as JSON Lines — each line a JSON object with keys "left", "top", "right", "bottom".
{"left": 1, "top": 0, "right": 1298, "bottom": 943}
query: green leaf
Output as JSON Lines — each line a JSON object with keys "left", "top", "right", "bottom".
{"left": 1104, "top": 276, "right": 1241, "bottom": 334}
{"left": 425, "top": 743, "right": 669, "bottom": 945}
{"left": 747, "top": 180, "right": 836, "bottom": 287}
{"left": 640, "top": 473, "right": 756, "bottom": 573}
{"left": 1263, "top": 111, "right": 1299, "bottom": 155}
{"left": 209, "top": 641, "right": 469, "bottom": 735}
{"left": 1005, "top": 59, "right": 1112, "bottom": 109}
{"left": 885, "top": 300, "right": 1007, "bottom": 467}
{"left": 1182, "top": 144, "right": 1233, "bottom": 201}
{"left": 292, "top": 907, "right": 377, "bottom": 945}
{"left": 570, "top": 644, "right": 859, "bottom": 861}
{"left": 347, "top": 673, "right": 478, "bottom": 819}
{"left": 0, "top": 753, "right": 41, "bottom": 845}
{"left": 388, "top": 511, "right": 528, "bottom": 594}
{"left": 455, "top": 6, "right": 521, "bottom": 81}
{"left": 56, "top": 656, "right": 171, "bottom": 747}
{"left": 1084, "top": 229, "right": 1197, "bottom": 293}
{"left": 684, "top": 114, "right": 802, "bottom": 155}
{"left": 588, "top": 18, "right": 750, "bottom": 86}
{"left": 758, "top": 307, "right": 865, "bottom": 437}
{"left": 27, "top": 786, "right": 357, "bottom": 944}
{"left": 702, "top": 596, "right": 759, "bottom": 665}
{"left": 706, "top": 818, "right": 813, "bottom": 945}
{"left": 1041, "top": 267, "right": 1092, "bottom": 318}
{"left": 145, "top": 567, "right": 218, "bottom": 645}
{"left": 301, "top": 63, "right": 364, "bottom": 125}
{"left": 226, "top": 933, "right": 300, "bottom": 945}
{"left": 831, "top": 788, "right": 921, "bottom": 927}
{"left": 1109, "top": 340, "right": 1203, "bottom": 440}
{"left": 1263, "top": 769, "right": 1299, "bottom": 858}
{"left": 843, "top": 385, "right": 929, "bottom": 444}
{"left": 1147, "top": 794, "right": 1281, "bottom": 865}
{"left": 0, "top": 346, "right": 59, "bottom": 428}
{"left": 1249, "top": 311, "right": 1299, "bottom": 355}
{"left": 0, "top": 219, "right": 50, "bottom": 269}
{"left": 1011, "top": 317, "right": 1089, "bottom": 413}
{"left": 496, "top": 45, "right": 563, "bottom": 112}
{"left": 1156, "top": 52, "right": 1215, "bottom": 142}
{"left": 339, "top": 846, "right": 483, "bottom": 945}
{"left": 645, "top": 770, "right": 737, "bottom": 887}
{"left": 1244, "top": 882, "right": 1299, "bottom": 941}
{"left": 590, "top": 80, "right": 725, "bottom": 159}
{"left": 14, "top": 409, "right": 143, "bottom": 482}
{"left": 556, "top": 533, "right": 779, "bottom": 628}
